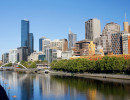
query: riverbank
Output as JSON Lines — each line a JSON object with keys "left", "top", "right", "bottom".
{"left": 49, "top": 70, "right": 130, "bottom": 80}
{"left": 1, "top": 68, "right": 130, "bottom": 82}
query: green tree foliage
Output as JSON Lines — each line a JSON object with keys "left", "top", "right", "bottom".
{"left": 4, "top": 63, "right": 12, "bottom": 67}
{"left": 30, "top": 62, "right": 37, "bottom": 68}
{"left": 50, "top": 56, "right": 130, "bottom": 73}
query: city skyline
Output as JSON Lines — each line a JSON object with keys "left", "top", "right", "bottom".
{"left": 0, "top": 0, "right": 130, "bottom": 60}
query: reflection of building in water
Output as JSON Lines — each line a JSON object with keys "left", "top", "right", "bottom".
{"left": 20, "top": 76, "right": 33, "bottom": 100}
{"left": 69, "top": 88, "right": 78, "bottom": 100}
{"left": 0, "top": 71, "right": 18, "bottom": 88}
{"left": 39, "top": 74, "right": 68, "bottom": 97}
{"left": 86, "top": 89, "right": 96, "bottom": 100}
{"left": 85, "top": 89, "right": 104, "bottom": 100}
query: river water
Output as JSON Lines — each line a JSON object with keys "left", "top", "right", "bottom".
{"left": 0, "top": 71, "right": 130, "bottom": 100}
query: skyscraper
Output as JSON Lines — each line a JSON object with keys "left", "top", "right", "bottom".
{"left": 85, "top": 18, "right": 101, "bottom": 41}
{"left": 123, "top": 13, "right": 130, "bottom": 33}
{"left": 39, "top": 37, "right": 46, "bottom": 51}
{"left": 17, "top": 47, "right": 30, "bottom": 61}
{"left": 122, "top": 33, "right": 130, "bottom": 54}
{"left": 9, "top": 49, "right": 18, "bottom": 63}
{"left": 111, "top": 32, "right": 125, "bottom": 54}
{"left": 68, "top": 30, "right": 77, "bottom": 50}
{"left": 2, "top": 53, "right": 9, "bottom": 64}
{"left": 21, "top": 19, "right": 29, "bottom": 47}
{"left": 29, "top": 33, "right": 34, "bottom": 53}
{"left": 101, "top": 22, "right": 120, "bottom": 54}
{"left": 21, "top": 19, "right": 34, "bottom": 54}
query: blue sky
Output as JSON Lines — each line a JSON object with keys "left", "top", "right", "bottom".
{"left": 0, "top": 0, "right": 130, "bottom": 60}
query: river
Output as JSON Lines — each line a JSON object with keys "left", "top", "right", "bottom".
{"left": 0, "top": 71, "right": 130, "bottom": 100}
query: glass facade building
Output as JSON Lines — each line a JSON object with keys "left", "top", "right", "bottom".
{"left": 2, "top": 53, "right": 9, "bottom": 64}
{"left": 39, "top": 37, "right": 46, "bottom": 51}
{"left": 21, "top": 19, "right": 34, "bottom": 54}
{"left": 21, "top": 20, "right": 29, "bottom": 47}
{"left": 68, "top": 31, "right": 77, "bottom": 50}
{"left": 38, "top": 55, "right": 46, "bottom": 61}
{"left": 29, "top": 33, "right": 34, "bottom": 53}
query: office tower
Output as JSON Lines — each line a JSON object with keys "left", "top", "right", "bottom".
{"left": 111, "top": 32, "right": 125, "bottom": 54}
{"left": 122, "top": 33, "right": 130, "bottom": 54}
{"left": 45, "top": 48, "right": 53, "bottom": 63}
{"left": 42, "top": 39, "right": 51, "bottom": 53}
{"left": 2, "top": 53, "right": 9, "bottom": 64}
{"left": 50, "top": 39, "right": 63, "bottom": 51}
{"left": 21, "top": 19, "right": 34, "bottom": 54}
{"left": 9, "top": 49, "right": 18, "bottom": 63}
{"left": 101, "top": 22, "right": 120, "bottom": 54}
{"left": 17, "top": 47, "right": 30, "bottom": 61}
{"left": 21, "top": 19, "right": 29, "bottom": 47}
{"left": 85, "top": 18, "right": 101, "bottom": 41}
{"left": 61, "top": 39, "right": 68, "bottom": 52}
{"left": 39, "top": 37, "right": 47, "bottom": 51}
{"left": 123, "top": 14, "right": 130, "bottom": 33}
{"left": 29, "top": 33, "right": 34, "bottom": 53}
{"left": 124, "top": 22, "right": 129, "bottom": 33}
{"left": 68, "top": 30, "right": 77, "bottom": 50}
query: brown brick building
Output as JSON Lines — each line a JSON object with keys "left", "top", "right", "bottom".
{"left": 73, "top": 40, "right": 96, "bottom": 56}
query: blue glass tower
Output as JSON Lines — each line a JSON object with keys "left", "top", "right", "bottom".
{"left": 29, "top": 33, "right": 34, "bottom": 53}
{"left": 39, "top": 37, "right": 46, "bottom": 51}
{"left": 21, "top": 19, "right": 29, "bottom": 47}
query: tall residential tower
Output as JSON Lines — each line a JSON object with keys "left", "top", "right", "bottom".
{"left": 68, "top": 30, "right": 77, "bottom": 50}
{"left": 85, "top": 18, "right": 101, "bottom": 41}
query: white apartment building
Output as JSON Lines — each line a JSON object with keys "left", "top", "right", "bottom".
{"left": 62, "top": 51, "right": 73, "bottom": 59}
{"left": 50, "top": 39, "right": 64, "bottom": 51}
{"left": 42, "top": 39, "right": 51, "bottom": 53}
{"left": 9, "top": 49, "right": 18, "bottom": 63}
{"left": 122, "top": 33, "right": 130, "bottom": 54}
{"left": 28, "top": 51, "right": 44, "bottom": 61}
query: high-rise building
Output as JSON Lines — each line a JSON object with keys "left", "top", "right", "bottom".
{"left": 85, "top": 18, "right": 101, "bottom": 41}
{"left": 21, "top": 19, "right": 29, "bottom": 47}
{"left": 100, "top": 22, "right": 120, "bottom": 54}
{"left": 61, "top": 39, "right": 68, "bottom": 52}
{"left": 2, "top": 53, "right": 9, "bottom": 64}
{"left": 9, "top": 49, "right": 18, "bottom": 63}
{"left": 111, "top": 32, "right": 125, "bottom": 54}
{"left": 45, "top": 48, "right": 53, "bottom": 63}
{"left": 29, "top": 33, "right": 34, "bottom": 53}
{"left": 42, "top": 39, "right": 51, "bottom": 53}
{"left": 122, "top": 33, "right": 130, "bottom": 54}
{"left": 124, "top": 22, "right": 129, "bottom": 33}
{"left": 50, "top": 39, "right": 63, "bottom": 51}
{"left": 123, "top": 14, "right": 130, "bottom": 33}
{"left": 68, "top": 31, "right": 77, "bottom": 50}
{"left": 21, "top": 19, "right": 34, "bottom": 54}
{"left": 17, "top": 47, "right": 30, "bottom": 61}
{"left": 39, "top": 37, "right": 47, "bottom": 51}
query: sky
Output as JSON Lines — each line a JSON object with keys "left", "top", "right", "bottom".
{"left": 0, "top": 0, "right": 130, "bottom": 60}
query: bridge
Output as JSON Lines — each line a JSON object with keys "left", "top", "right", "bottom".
{"left": 0, "top": 62, "right": 28, "bottom": 70}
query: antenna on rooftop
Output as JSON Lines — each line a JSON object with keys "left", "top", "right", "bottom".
{"left": 125, "top": 13, "right": 126, "bottom": 22}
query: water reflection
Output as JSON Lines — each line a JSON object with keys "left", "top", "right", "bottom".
{"left": 0, "top": 71, "right": 130, "bottom": 100}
